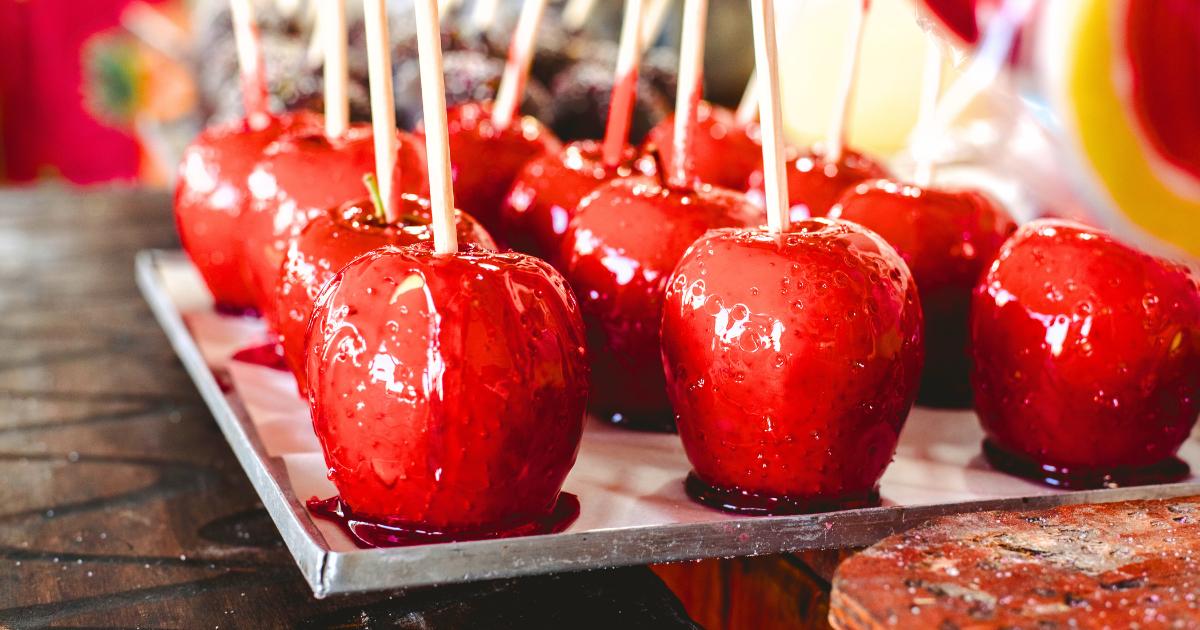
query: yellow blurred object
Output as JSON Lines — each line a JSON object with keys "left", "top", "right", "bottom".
{"left": 778, "top": 0, "right": 939, "bottom": 155}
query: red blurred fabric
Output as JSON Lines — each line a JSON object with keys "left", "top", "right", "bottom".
{"left": 0, "top": 0, "right": 162, "bottom": 184}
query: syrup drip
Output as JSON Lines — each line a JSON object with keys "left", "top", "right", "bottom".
{"left": 306, "top": 493, "right": 580, "bottom": 548}
{"left": 982, "top": 440, "right": 1191, "bottom": 490}
{"left": 231, "top": 343, "right": 290, "bottom": 372}
{"left": 684, "top": 472, "right": 881, "bottom": 516}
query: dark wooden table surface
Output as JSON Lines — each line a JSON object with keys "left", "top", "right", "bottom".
{"left": 0, "top": 186, "right": 712, "bottom": 629}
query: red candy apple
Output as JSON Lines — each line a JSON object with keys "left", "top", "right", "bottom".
{"left": 661, "top": 219, "right": 925, "bottom": 513}
{"left": 273, "top": 194, "right": 495, "bottom": 385}
{"left": 304, "top": 241, "right": 589, "bottom": 536}
{"left": 435, "top": 101, "right": 560, "bottom": 239}
{"left": 560, "top": 176, "right": 763, "bottom": 430}
{"left": 830, "top": 179, "right": 1017, "bottom": 407}
{"left": 747, "top": 146, "right": 888, "bottom": 219}
{"left": 239, "top": 124, "right": 427, "bottom": 324}
{"left": 971, "top": 219, "right": 1200, "bottom": 488}
{"left": 642, "top": 102, "right": 762, "bottom": 191}
{"left": 174, "top": 112, "right": 322, "bottom": 313}
{"left": 500, "top": 139, "right": 653, "bottom": 263}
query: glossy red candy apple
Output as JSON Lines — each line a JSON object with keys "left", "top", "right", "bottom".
{"left": 239, "top": 124, "right": 428, "bottom": 325}
{"left": 174, "top": 112, "right": 322, "bottom": 313}
{"left": 273, "top": 194, "right": 496, "bottom": 386}
{"left": 560, "top": 176, "right": 763, "bottom": 431}
{"left": 661, "top": 219, "right": 925, "bottom": 514}
{"left": 304, "top": 241, "right": 589, "bottom": 540}
{"left": 642, "top": 102, "right": 762, "bottom": 191}
{"left": 829, "top": 179, "right": 1017, "bottom": 407}
{"left": 500, "top": 139, "right": 653, "bottom": 263}
{"left": 747, "top": 146, "right": 888, "bottom": 220}
{"left": 971, "top": 219, "right": 1200, "bottom": 488}
{"left": 434, "top": 101, "right": 561, "bottom": 240}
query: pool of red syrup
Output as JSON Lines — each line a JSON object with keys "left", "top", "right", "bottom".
{"left": 306, "top": 493, "right": 581, "bottom": 548}
{"left": 214, "top": 302, "right": 261, "bottom": 318}
{"left": 684, "top": 473, "right": 881, "bottom": 516}
{"left": 982, "top": 440, "right": 1191, "bottom": 490}
{"left": 231, "top": 343, "right": 290, "bottom": 372}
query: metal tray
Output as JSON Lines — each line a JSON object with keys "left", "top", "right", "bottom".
{"left": 136, "top": 249, "right": 1200, "bottom": 597}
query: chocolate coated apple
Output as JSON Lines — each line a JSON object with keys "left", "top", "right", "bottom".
{"left": 547, "top": 59, "right": 669, "bottom": 144}
{"left": 305, "top": 242, "right": 588, "bottom": 536}
{"left": 561, "top": 176, "right": 762, "bottom": 430}
{"left": 747, "top": 146, "right": 888, "bottom": 219}
{"left": 830, "top": 180, "right": 1017, "bottom": 407}
{"left": 239, "top": 124, "right": 428, "bottom": 324}
{"left": 500, "top": 140, "right": 654, "bottom": 264}
{"left": 273, "top": 195, "right": 496, "bottom": 385}
{"left": 433, "top": 101, "right": 560, "bottom": 240}
{"left": 174, "top": 112, "right": 322, "bottom": 313}
{"left": 643, "top": 102, "right": 761, "bottom": 191}
{"left": 971, "top": 219, "right": 1200, "bottom": 488}
{"left": 661, "top": 219, "right": 924, "bottom": 514}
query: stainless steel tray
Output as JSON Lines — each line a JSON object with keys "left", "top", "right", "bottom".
{"left": 136, "top": 249, "right": 1200, "bottom": 597}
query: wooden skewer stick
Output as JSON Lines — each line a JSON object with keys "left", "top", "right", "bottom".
{"left": 413, "top": 0, "right": 459, "bottom": 255}
{"left": 824, "top": 0, "right": 868, "bottom": 164}
{"left": 323, "top": 0, "right": 350, "bottom": 139}
{"left": 910, "top": 29, "right": 942, "bottom": 188}
{"left": 669, "top": 0, "right": 708, "bottom": 189}
{"left": 735, "top": 70, "right": 758, "bottom": 127}
{"left": 751, "top": 0, "right": 790, "bottom": 233}
{"left": 229, "top": 0, "right": 270, "bottom": 124}
{"left": 601, "top": 0, "right": 646, "bottom": 167}
{"left": 491, "top": 0, "right": 549, "bottom": 131}
{"left": 563, "top": 0, "right": 598, "bottom": 32}
{"left": 362, "top": 0, "right": 399, "bottom": 223}
{"left": 639, "top": 0, "right": 672, "bottom": 48}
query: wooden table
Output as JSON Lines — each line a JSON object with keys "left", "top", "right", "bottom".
{"left": 831, "top": 496, "right": 1200, "bottom": 629}
{"left": 0, "top": 186, "right": 711, "bottom": 628}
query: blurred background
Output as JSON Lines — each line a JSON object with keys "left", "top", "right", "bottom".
{"left": 1, "top": 0, "right": 1197, "bottom": 260}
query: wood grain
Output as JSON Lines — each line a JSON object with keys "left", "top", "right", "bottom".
{"left": 0, "top": 186, "right": 697, "bottom": 629}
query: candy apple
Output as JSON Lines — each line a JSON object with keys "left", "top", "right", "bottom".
{"left": 661, "top": 219, "right": 924, "bottom": 513}
{"left": 304, "top": 241, "right": 588, "bottom": 539}
{"left": 239, "top": 124, "right": 427, "bottom": 324}
{"left": 273, "top": 194, "right": 495, "bottom": 385}
{"left": 830, "top": 179, "right": 1016, "bottom": 407}
{"left": 642, "top": 101, "right": 761, "bottom": 192}
{"left": 433, "top": 101, "right": 560, "bottom": 240}
{"left": 560, "top": 175, "right": 763, "bottom": 431}
{"left": 174, "top": 112, "right": 322, "bottom": 313}
{"left": 747, "top": 145, "right": 888, "bottom": 220}
{"left": 971, "top": 219, "right": 1200, "bottom": 488}
{"left": 500, "top": 140, "right": 654, "bottom": 263}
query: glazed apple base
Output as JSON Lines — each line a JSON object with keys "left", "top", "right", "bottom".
{"left": 684, "top": 472, "right": 882, "bottom": 516}
{"left": 982, "top": 440, "right": 1191, "bottom": 490}
{"left": 306, "top": 493, "right": 581, "bottom": 549}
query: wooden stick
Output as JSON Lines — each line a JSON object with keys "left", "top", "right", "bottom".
{"left": 824, "top": 0, "right": 868, "bottom": 164}
{"left": 911, "top": 30, "right": 942, "bottom": 188}
{"left": 413, "top": 0, "right": 459, "bottom": 255}
{"left": 734, "top": 70, "right": 758, "bottom": 127}
{"left": 229, "top": 0, "right": 270, "bottom": 123}
{"left": 639, "top": 0, "right": 672, "bottom": 48}
{"left": 751, "top": 0, "right": 790, "bottom": 233}
{"left": 601, "top": 0, "right": 645, "bottom": 167}
{"left": 668, "top": 0, "right": 707, "bottom": 189}
{"left": 562, "top": 0, "right": 597, "bottom": 32}
{"left": 362, "top": 0, "right": 399, "bottom": 223}
{"left": 491, "top": 0, "right": 549, "bottom": 131}
{"left": 323, "top": 0, "right": 350, "bottom": 139}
